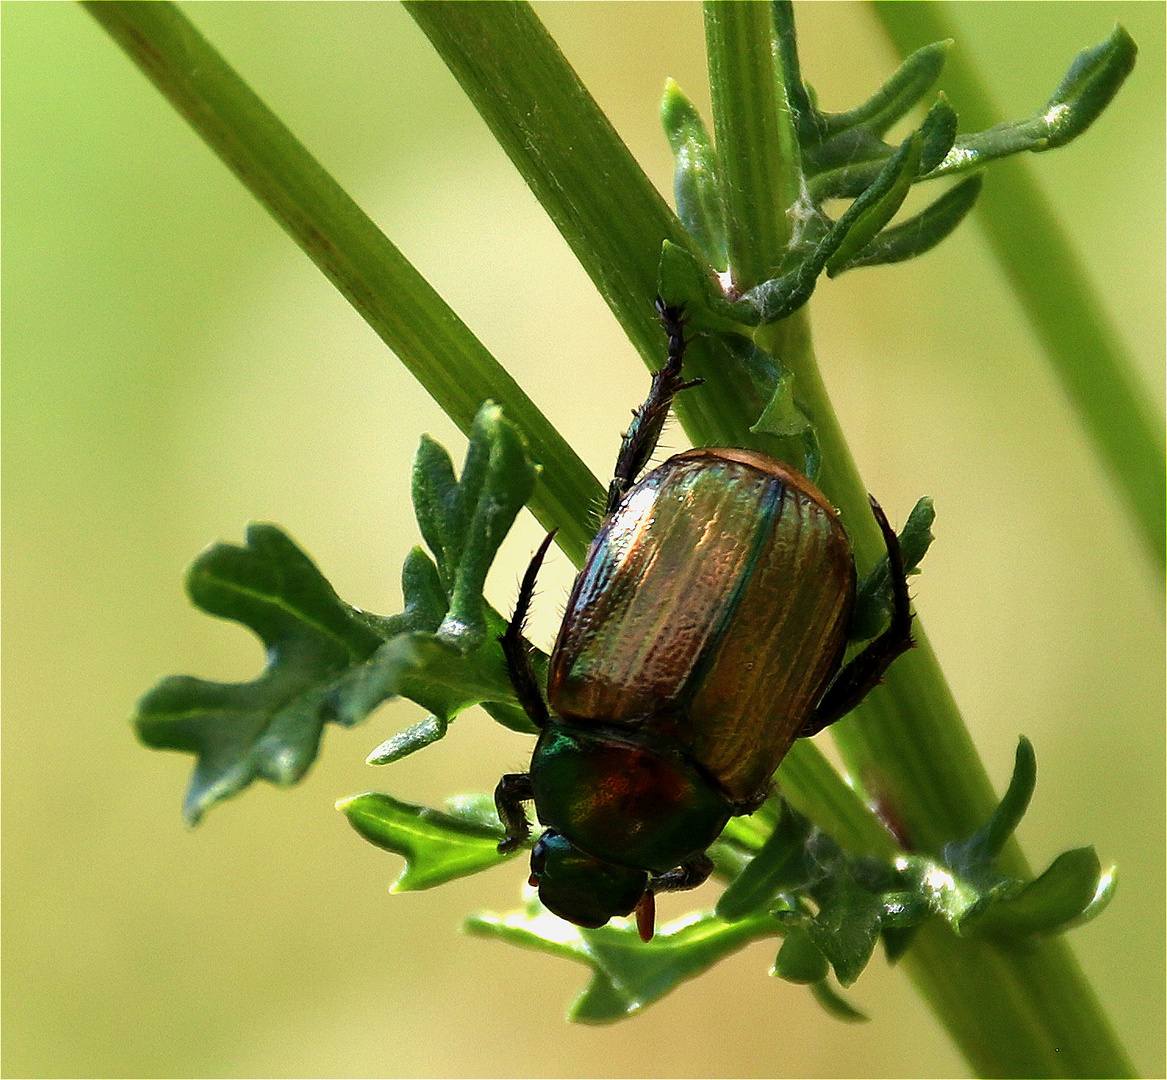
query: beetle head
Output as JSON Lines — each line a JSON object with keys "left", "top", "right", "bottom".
{"left": 529, "top": 830, "right": 647, "bottom": 929}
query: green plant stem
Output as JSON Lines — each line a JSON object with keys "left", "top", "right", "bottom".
{"left": 874, "top": 0, "right": 1164, "bottom": 575}
{"left": 697, "top": 8, "right": 1131, "bottom": 1074}
{"left": 401, "top": 1, "right": 769, "bottom": 468}
{"left": 403, "top": 0, "right": 695, "bottom": 377}
{"left": 81, "top": 0, "right": 601, "bottom": 565}
{"left": 703, "top": 1, "right": 799, "bottom": 286}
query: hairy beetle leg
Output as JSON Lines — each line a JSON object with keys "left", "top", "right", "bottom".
{"left": 499, "top": 530, "right": 557, "bottom": 730}
{"left": 494, "top": 772, "right": 535, "bottom": 854}
{"left": 800, "top": 495, "right": 914, "bottom": 736}
{"left": 606, "top": 299, "right": 703, "bottom": 516}
{"left": 648, "top": 851, "right": 715, "bottom": 894}
{"left": 636, "top": 852, "right": 716, "bottom": 941}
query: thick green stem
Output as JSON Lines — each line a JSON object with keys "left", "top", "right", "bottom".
{"left": 874, "top": 0, "right": 1164, "bottom": 575}
{"left": 81, "top": 0, "right": 601, "bottom": 564}
{"left": 710, "top": 11, "right": 1133, "bottom": 1076}
{"left": 703, "top": 0, "right": 799, "bottom": 287}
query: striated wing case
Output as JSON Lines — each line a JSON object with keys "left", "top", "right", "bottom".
{"left": 548, "top": 448, "right": 855, "bottom": 803}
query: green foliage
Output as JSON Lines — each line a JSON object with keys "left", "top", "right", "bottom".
{"left": 349, "top": 737, "right": 1111, "bottom": 1021}
{"left": 108, "top": 0, "right": 1137, "bottom": 1067}
{"left": 135, "top": 403, "right": 539, "bottom": 823}
{"left": 660, "top": 5, "right": 1134, "bottom": 324}
{"left": 339, "top": 792, "right": 514, "bottom": 891}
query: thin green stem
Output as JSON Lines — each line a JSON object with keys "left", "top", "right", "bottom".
{"left": 82, "top": 0, "right": 601, "bottom": 564}
{"left": 403, "top": 1, "right": 693, "bottom": 378}
{"left": 402, "top": 1, "right": 778, "bottom": 462}
{"left": 874, "top": 0, "right": 1164, "bottom": 574}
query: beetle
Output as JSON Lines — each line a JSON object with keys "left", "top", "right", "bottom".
{"left": 495, "top": 300, "right": 914, "bottom": 941}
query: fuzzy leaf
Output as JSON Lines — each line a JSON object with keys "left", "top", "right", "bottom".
{"left": 733, "top": 132, "right": 922, "bottom": 324}
{"left": 661, "top": 78, "right": 728, "bottom": 271}
{"left": 808, "top": 28, "right": 1135, "bottom": 200}
{"left": 819, "top": 40, "right": 951, "bottom": 139}
{"left": 339, "top": 791, "right": 513, "bottom": 890}
{"left": 825, "top": 133, "right": 920, "bottom": 275}
{"left": 832, "top": 175, "right": 982, "bottom": 273}
{"left": 918, "top": 94, "right": 959, "bottom": 174}
{"left": 931, "top": 26, "right": 1137, "bottom": 178}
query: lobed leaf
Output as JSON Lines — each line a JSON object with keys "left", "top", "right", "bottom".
{"left": 338, "top": 791, "right": 514, "bottom": 890}
{"left": 137, "top": 403, "right": 539, "bottom": 822}
{"left": 136, "top": 524, "right": 385, "bottom": 824}
{"left": 850, "top": 496, "right": 935, "bottom": 642}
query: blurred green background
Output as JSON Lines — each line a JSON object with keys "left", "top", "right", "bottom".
{"left": 3, "top": 3, "right": 1162, "bottom": 1077}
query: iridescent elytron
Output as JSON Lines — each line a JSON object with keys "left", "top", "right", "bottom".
{"left": 495, "top": 301, "right": 913, "bottom": 940}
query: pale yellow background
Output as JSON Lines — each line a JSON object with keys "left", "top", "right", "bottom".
{"left": 4, "top": 3, "right": 1163, "bottom": 1077}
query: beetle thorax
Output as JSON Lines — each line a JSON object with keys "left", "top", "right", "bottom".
{"left": 529, "top": 721, "right": 732, "bottom": 875}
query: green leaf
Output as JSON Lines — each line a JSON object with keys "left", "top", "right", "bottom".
{"left": 416, "top": 403, "right": 538, "bottom": 653}
{"left": 135, "top": 524, "right": 385, "bottom": 825}
{"left": 929, "top": 26, "right": 1138, "bottom": 178}
{"left": 832, "top": 175, "right": 982, "bottom": 273}
{"left": 945, "top": 737, "right": 1037, "bottom": 874}
{"left": 661, "top": 79, "right": 729, "bottom": 271}
{"left": 716, "top": 802, "right": 814, "bottom": 921}
{"left": 138, "top": 402, "right": 539, "bottom": 821}
{"left": 338, "top": 791, "right": 513, "bottom": 890}
{"left": 824, "top": 133, "right": 921, "bottom": 275}
{"left": 773, "top": 926, "right": 829, "bottom": 984}
{"left": 750, "top": 369, "right": 811, "bottom": 439}
{"left": 966, "top": 848, "right": 1116, "bottom": 940}
{"left": 819, "top": 40, "right": 951, "bottom": 140}
{"left": 917, "top": 93, "right": 959, "bottom": 174}
{"left": 808, "top": 978, "right": 869, "bottom": 1023}
{"left": 807, "top": 873, "right": 884, "bottom": 987}
{"left": 1044, "top": 26, "right": 1139, "bottom": 148}
{"left": 731, "top": 132, "right": 922, "bottom": 324}
{"left": 466, "top": 904, "right": 776, "bottom": 1024}
{"left": 366, "top": 714, "right": 447, "bottom": 765}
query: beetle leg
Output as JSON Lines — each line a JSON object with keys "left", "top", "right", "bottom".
{"left": 499, "top": 531, "right": 556, "bottom": 729}
{"left": 799, "top": 495, "right": 914, "bottom": 737}
{"left": 647, "top": 851, "right": 715, "bottom": 894}
{"left": 494, "top": 772, "right": 535, "bottom": 854}
{"left": 636, "top": 852, "right": 715, "bottom": 941}
{"left": 605, "top": 299, "right": 704, "bottom": 515}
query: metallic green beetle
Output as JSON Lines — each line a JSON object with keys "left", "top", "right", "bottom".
{"left": 496, "top": 301, "right": 913, "bottom": 940}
